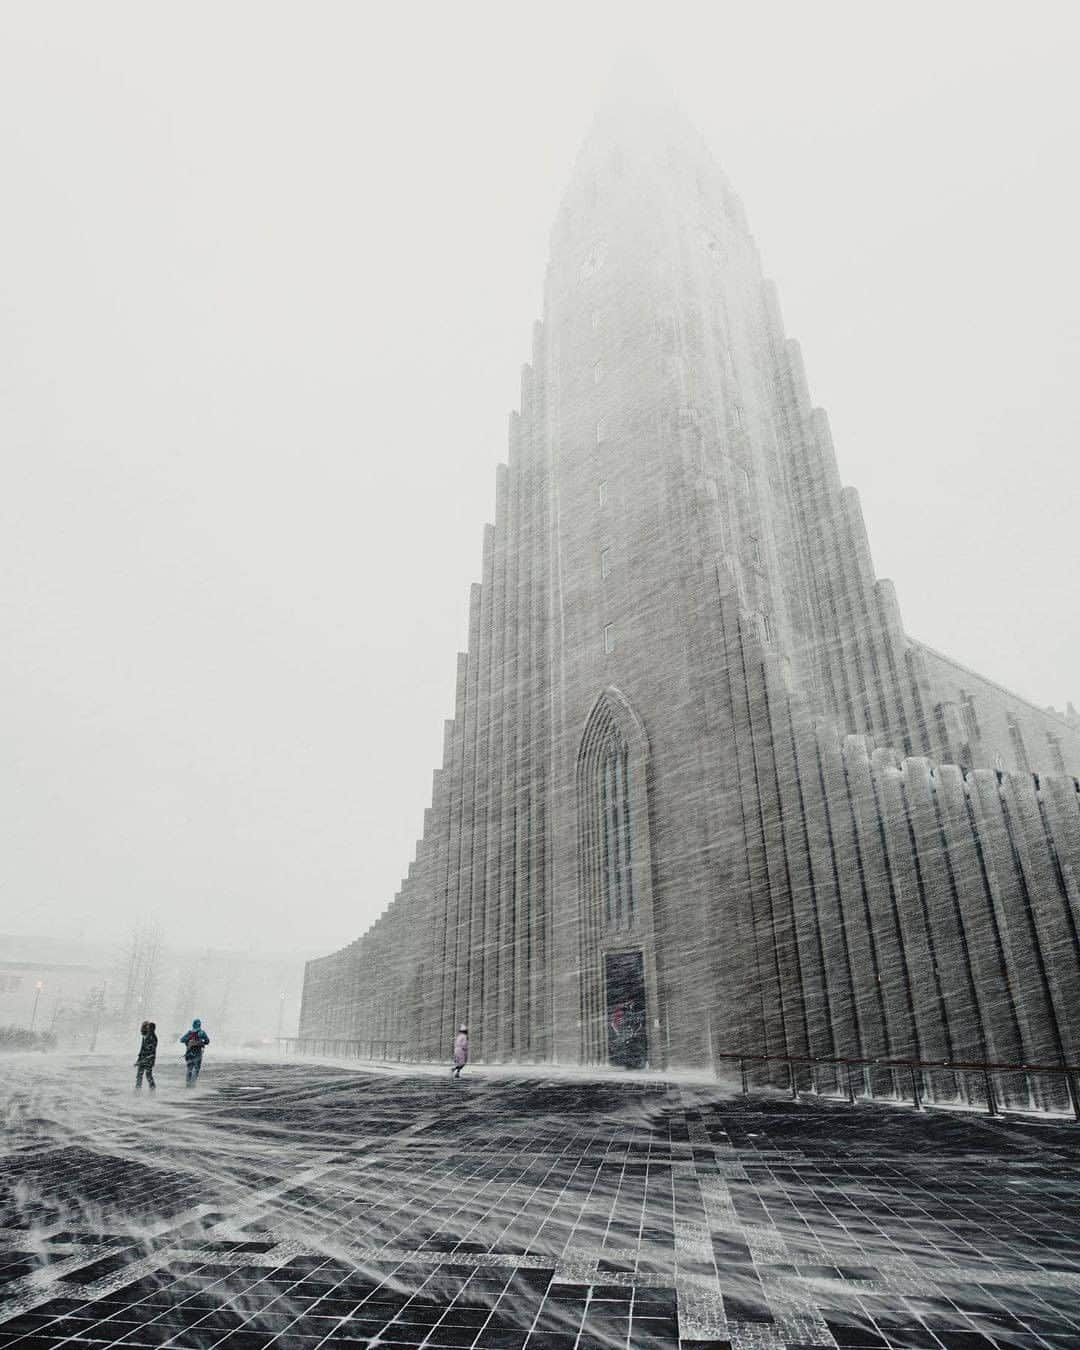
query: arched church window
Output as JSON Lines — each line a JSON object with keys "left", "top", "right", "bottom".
{"left": 578, "top": 694, "right": 639, "bottom": 933}
{"left": 601, "top": 747, "right": 632, "bottom": 925}
{"left": 575, "top": 689, "right": 654, "bottom": 1066}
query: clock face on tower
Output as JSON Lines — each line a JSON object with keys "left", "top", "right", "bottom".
{"left": 580, "top": 239, "right": 608, "bottom": 280}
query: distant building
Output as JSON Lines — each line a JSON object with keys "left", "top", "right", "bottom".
{"left": 0, "top": 937, "right": 106, "bottom": 1038}
{"left": 0, "top": 933, "right": 305, "bottom": 1048}
{"left": 300, "top": 94, "right": 1080, "bottom": 1093}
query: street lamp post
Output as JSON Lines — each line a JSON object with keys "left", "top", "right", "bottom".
{"left": 30, "top": 980, "right": 44, "bottom": 1032}
{"left": 88, "top": 984, "right": 106, "bottom": 1052}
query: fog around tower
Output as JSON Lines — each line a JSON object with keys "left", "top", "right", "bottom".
{"left": 2, "top": 0, "right": 1078, "bottom": 984}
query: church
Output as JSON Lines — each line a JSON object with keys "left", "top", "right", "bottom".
{"left": 299, "top": 93, "right": 1080, "bottom": 1101}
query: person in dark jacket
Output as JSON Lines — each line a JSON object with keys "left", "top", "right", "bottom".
{"left": 179, "top": 1018, "right": 210, "bottom": 1087}
{"left": 134, "top": 1020, "right": 157, "bottom": 1092}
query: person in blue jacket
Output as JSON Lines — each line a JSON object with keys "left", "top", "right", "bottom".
{"left": 179, "top": 1018, "right": 210, "bottom": 1087}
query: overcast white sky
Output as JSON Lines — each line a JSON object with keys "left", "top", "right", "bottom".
{"left": 2, "top": 1, "right": 1078, "bottom": 957}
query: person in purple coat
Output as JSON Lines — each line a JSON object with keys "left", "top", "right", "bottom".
{"left": 451, "top": 1025, "right": 469, "bottom": 1079}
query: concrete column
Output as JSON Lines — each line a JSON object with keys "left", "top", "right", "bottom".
{"left": 876, "top": 751, "right": 951, "bottom": 1063}
{"left": 482, "top": 471, "right": 510, "bottom": 1058}
{"left": 815, "top": 722, "right": 887, "bottom": 1060}
{"left": 453, "top": 587, "right": 483, "bottom": 1042}
{"left": 789, "top": 710, "right": 858, "bottom": 1060}
{"left": 966, "top": 770, "right": 1060, "bottom": 1069}
{"left": 932, "top": 765, "right": 1022, "bottom": 1066}
{"left": 1000, "top": 773, "right": 1078, "bottom": 1066}
{"left": 738, "top": 613, "right": 810, "bottom": 1063}
{"left": 467, "top": 527, "right": 496, "bottom": 1055}
{"left": 842, "top": 736, "right": 918, "bottom": 1062}
{"left": 496, "top": 427, "right": 522, "bottom": 1059}
{"left": 444, "top": 654, "right": 469, "bottom": 1033}
{"left": 717, "top": 593, "right": 781, "bottom": 1063}
{"left": 774, "top": 693, "right": 835, "bottom": 1063}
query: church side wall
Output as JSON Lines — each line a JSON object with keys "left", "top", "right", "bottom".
{"left": 299, "top": 575, "right": 1080, "bottom": 1097}
{"left": 297, "top": 107, "right": 1080, "bottom": 1105}
{"left": 913, "top": 641, "right": 1080, "bottom": 776}
{"left": 719, "top": 605, "right": 1080, "bottom": 1099}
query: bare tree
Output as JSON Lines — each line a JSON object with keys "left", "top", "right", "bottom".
{"left": 118, "top": 916, "right": 164, "bottom": 1026}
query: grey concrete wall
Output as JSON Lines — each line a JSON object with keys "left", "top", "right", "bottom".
{"left": 299, "top": 96, "right": 1080, "bottom": 1100}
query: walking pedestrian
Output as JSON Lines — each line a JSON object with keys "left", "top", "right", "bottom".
{"left": 180, "top": 1018, "right": 210, "bottom": 1088}
{"left": 134, "top": 1020, "right": 157, "bottom": 1092}
{"left": 451, "top": 1025, "right": 469, "bottom": 1079}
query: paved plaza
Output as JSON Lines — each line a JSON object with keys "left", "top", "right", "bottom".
{"left": 1, "top": 1057, "right": 1079, "bottom": 1350}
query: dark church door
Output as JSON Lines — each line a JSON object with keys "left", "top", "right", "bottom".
{"left": 605, "top": 951, "right": 647, "bottom": 1068}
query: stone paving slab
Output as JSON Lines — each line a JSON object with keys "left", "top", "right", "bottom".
{"left": 1, "top": 1057, "right": 1079, "bottom": 1350}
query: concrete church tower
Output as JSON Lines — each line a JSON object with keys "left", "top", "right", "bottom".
{"left": 300, "top": 91, "right": 1080, "bottom": 1097}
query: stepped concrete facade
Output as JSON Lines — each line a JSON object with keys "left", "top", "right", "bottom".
{"left": 300, "top": 97, "right": 1080, "bottom": 1094}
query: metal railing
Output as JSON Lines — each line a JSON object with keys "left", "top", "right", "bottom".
{"left": 715, "top": 1050, "right": 1080, "bottom": 1121}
